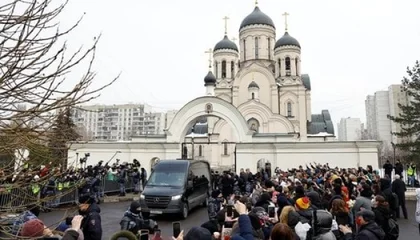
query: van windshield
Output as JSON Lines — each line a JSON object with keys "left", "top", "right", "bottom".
{"left": 147, "top": 164, "right": 187, "bottom": 187}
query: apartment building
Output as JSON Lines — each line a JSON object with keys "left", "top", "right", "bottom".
{"left": 365, "top": 84, "right": 409, "bottom": 145}
{"left": 72, "top": 103, "right": 174, "bottom": 141}
{"left": 337, "top": 117, "right": 362, "bottom": 141}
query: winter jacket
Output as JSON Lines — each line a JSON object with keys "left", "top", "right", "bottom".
{"left": 80, "top": 203, "right": 102, "bottom": 240}
{"left": 372, "top": 206, "right": 391, "bottom": 234}
{"left": 231, "top": 215, "right": 254, "bottom": 240}
{"left": 207, "top": 197, "right": 220, "bottom": 221}
{"left": 343, "top": 221, "right": 385, "bottom": 240}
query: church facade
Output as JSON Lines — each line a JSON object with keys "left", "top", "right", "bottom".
{"left": 68, "top": 6, "right": 380, "bottom": 173}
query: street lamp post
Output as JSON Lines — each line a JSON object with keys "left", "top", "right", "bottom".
{"left": 391, "top": 142, "right": 396, "bottom": 165}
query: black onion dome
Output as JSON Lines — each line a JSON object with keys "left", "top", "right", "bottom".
{"left": 204, "top": 71, "right": 216, "bottom": 85}
{"left": 248, "top": 81, "right": 259, "bottom": 89}
{"left": 240, "top": 7, "right": 275, "bottom": 30}
{"left": 275, "top": 32, "right": 301, "bottom": 49}
{"left": 214, "top": 35, "right": 238, "bottom": 52}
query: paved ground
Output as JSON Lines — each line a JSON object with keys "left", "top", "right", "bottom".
{"left": 40, "top": 201, "right": 420, "bottom": 240}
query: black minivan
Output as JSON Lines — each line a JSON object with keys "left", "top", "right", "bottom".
{"left": 139, "top": 160, "right": 211, "bottom": 219}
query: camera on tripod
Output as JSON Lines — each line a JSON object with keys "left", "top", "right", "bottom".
{"left": 79, "top": 153, "right": 90, "bottom": 165}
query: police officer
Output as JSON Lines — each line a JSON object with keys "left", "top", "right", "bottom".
{"left": 78, "top": 195, "right": 102, "bottom": 240}
{"left": 132, "top": 168, "right": 141, "bottom": 194}
{"left": 120, "top": 201, "right": 145, "bottom": 236}
{"left": 118, "top": 165, "right": 127, "bottom": 196}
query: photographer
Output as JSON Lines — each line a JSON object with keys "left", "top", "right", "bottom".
{"left": 118, "top": 163, "right": 128, "bottom": 196}
{"left": 132, "top": 168, "right": 141, "bottom": 194}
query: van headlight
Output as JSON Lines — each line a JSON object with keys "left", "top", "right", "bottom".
{"left": 171, "top": 195, "right": 182, "bottom": 200}
{"left": 140, "top": 194, "right": 145, "bottom": 200}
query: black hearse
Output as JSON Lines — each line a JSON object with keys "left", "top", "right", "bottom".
{"left": 139, "top": 160, "right": 211, "bottom": 219}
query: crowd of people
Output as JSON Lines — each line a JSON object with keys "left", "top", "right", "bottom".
{"left": 7, "top": 162, "right": 420, "bottom": 240}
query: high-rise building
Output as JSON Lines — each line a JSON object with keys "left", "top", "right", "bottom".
{"left": 337, "top": 117, "right": 362, "bottom": 141}
{"left": 365, "top": 84, "right": 409, "bottom": 145}
{"left": 72, "top": 104, "right": 176, "bottom": 141}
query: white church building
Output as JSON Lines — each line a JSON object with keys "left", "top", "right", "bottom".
{"left": 68, "top": 5, "right": 380, "bottom": 173}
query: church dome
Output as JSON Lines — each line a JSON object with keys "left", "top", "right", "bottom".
{"left": 240, "top": 7, "right": 275, "bottom": 30}
{"left": 275, "top": 32, "right": 301, "bottom": 49}
{"left": 204, "top": 71, "right": 216, "bottom": 85}
{"left": 248, "top": 81, "right": 259, "bottom": 89}
{"left": 214, "top": 35, "right": 238, "bottom": 52}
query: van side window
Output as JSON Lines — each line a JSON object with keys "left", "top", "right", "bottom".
{"left": 190, "top": 162, "right": 210, "bottom": 187}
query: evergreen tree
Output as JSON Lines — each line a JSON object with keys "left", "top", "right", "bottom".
{"left": 388, "top": 61, "right": 420, "bottom": 164}
{"left": 48, "top": 107, "right": 80, "bottom": 168}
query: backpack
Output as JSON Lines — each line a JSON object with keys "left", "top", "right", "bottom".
{"left": 386, "top": 217, "right": 399, "bottom": 240}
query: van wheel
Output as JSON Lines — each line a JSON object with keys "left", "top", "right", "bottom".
{"left": 202, "top": 193, "right": 209, "bottom": 207}
{"left": 180, "top": 203, "right": 189, "bottom": 219}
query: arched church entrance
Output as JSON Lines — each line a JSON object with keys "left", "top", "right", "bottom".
{"left": 166, "top": 97, "right": 253, "bottom": 171}
{"left": 257, "top": 158, "right": 272, "bottom": 179}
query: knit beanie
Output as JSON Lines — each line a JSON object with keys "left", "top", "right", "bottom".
{"left": 295, "top": 197, "right": 310, "bottom": 210}
{"left": 20, "top": 219, "right": 45, "bottom": 237}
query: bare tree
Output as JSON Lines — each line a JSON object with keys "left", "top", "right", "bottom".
{"left": 0, "top": 0, "right": 118, "bottom": 220}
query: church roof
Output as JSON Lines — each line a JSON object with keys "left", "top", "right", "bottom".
{"left": 248, "top": 81, "right": 259, "bottom": 89}
{"left": 301, "top": 74, "right": 311, "bottom": 91}
{"left": 240, "top": 7, "right": 275, "bottom": 30}
{"left": 275, "top": 32, "right": 301, "bottom": 49}
{"left": 307, "top": 110, "right": 334, "bottom": 135}
{"left": 214, "top": 35, "right": 238, "bottom": 52}
{"left": 204, "top": 71, "right": 216, "bottom": 86}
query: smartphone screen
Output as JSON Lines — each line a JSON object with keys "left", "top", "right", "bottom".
{"left": 154, "top": 229, "right": 161, "bottom": 238}
{"left": 173, "top": 222, "right": 181, "bottom": 238}
{"left": 226, "top": 205, "right": 233, "bottom": 217}
{"left": 140, "top": 230, "right": 149, "bottom": 240}
{"left": 268, "top": 206, "right": 275, "bottom": 218}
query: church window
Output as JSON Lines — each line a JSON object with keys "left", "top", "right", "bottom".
{"left": 221, "top": 60, "right": 227, "bottom": 78}
{"left": 268, "top": 37, "right": 271, "bottom": 60}
{"left": 252, "top": 92, "right": 255, "bottom": 99}
{"left": 231, "top": 61, "right": 235, "bottom": 78}
{"left": 247, "top": 118, "right": 260, "bottom": 133}
{"left": 278, "top": 59, "right": 281, "bottom": 77}
{"left": 285, "top": 57, "right": 291, "bottom": 70}
{"left": 295, "top": 58, "right": 299, "bottom": 75}
{"left": 198, "top": 145, "right": 202, "bottom": 157}
{"left": 287, "top": 102, "right": 292, "bottom": 117}
{"left": 238, "top": 60, "right": 240, "bottom": 68}
{"left": 223, "top": 142, "right": 228, "bottom": 155}
{"left": 255, "top": 37, "right": 259, "bottom": 59}
{"left": 243, "top": 39, "right": 246, "bottom": 61}
{"left": 215, "top": 62, "right": 219, "bottom": 78}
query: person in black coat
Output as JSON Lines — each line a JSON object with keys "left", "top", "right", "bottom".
{"left": 78, "top": 195, "right": 102, "bottom": 240}
{"left": 394, "top": 160, "right": 403, "bottom": 178}
{"left": 382, "top": 160, "right": 393, "bottom": 178}
{"left": 391, "top": 174, "right": 407, "bottom": 219}
{"left": 339, "top": 210, "right": 385, "bottom": 240}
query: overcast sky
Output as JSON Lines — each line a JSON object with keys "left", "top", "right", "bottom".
{"left": 59, "top": 0, "right": 420, "bottom": 125}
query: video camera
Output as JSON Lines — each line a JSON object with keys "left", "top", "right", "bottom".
{"left": 79, "top": 153, "right": 90, "bottom": 164}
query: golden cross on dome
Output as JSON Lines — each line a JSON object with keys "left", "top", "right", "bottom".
{"left": 204, "top": 48, "right": 213, "bottom": 69}
{"left": 282, "top": 12, "right": 290, "bottom": 31}
{"left": 223, "top": 16, "right": 230, "bottom": 35}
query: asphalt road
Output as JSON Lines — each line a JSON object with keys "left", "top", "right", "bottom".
{"left": 39, "top": 201, "right": 420, "bottom": 240}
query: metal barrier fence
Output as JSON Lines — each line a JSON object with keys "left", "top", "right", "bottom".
{"left": 0, "top": 178, "right": 134, "bottom": 210}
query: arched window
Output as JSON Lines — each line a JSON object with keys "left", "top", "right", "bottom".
{"left": 243, "top": 39, "right": 246, "bottom": 61}
{"left": 221, "top": 60, "right": 227, "bottom": 78}
{"left": 285, "top": 57, "right": 291, "bottom": 70}
{"left": 198, "top": 145, "right": 202, "bottom": 157}
{"left": 267, "top": 37, "right": 271, "bottom": 60}
{"left": 223, "top": 142, "right": 228, "bottom": 155}
{"left": 231, "top": 61, "right": 235, "bottom": 78}
{"left": 247, "top": 118, "right": 260, "bottom": 133}
{"left": 238, "top": 60, "right": 240, "bottom": 68}
{"left": 255, "top": 37, "right": 259, "bottom": 59}
{"left": 278, "top": 59, "right": 281, "bottom": 77}
{"left": 287, "top": 102, "right": 292, "bottom": 117}
{"left": 215, "top": 62, "right": 219, "bottom": 78}
{"left": 295, "top": 58, "right": 299, "bottom": 75}
{"left": 252, "top": 92, "right": 255, "bottom": 99}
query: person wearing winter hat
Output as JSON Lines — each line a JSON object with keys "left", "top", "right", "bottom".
{"left": 120, "top": 201, "right": 145, "bottom": 235}
{"left": 295, "top": 197, "right": 310, "bottom": 210}
{"left": 78, "top": 195, "right": 102, "bottom": 240}
{"left": 20, "top": 219, "right": 46, "bottom": 238}
{"left": 183, "top": 227, "right": 212, "bottom": 240}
